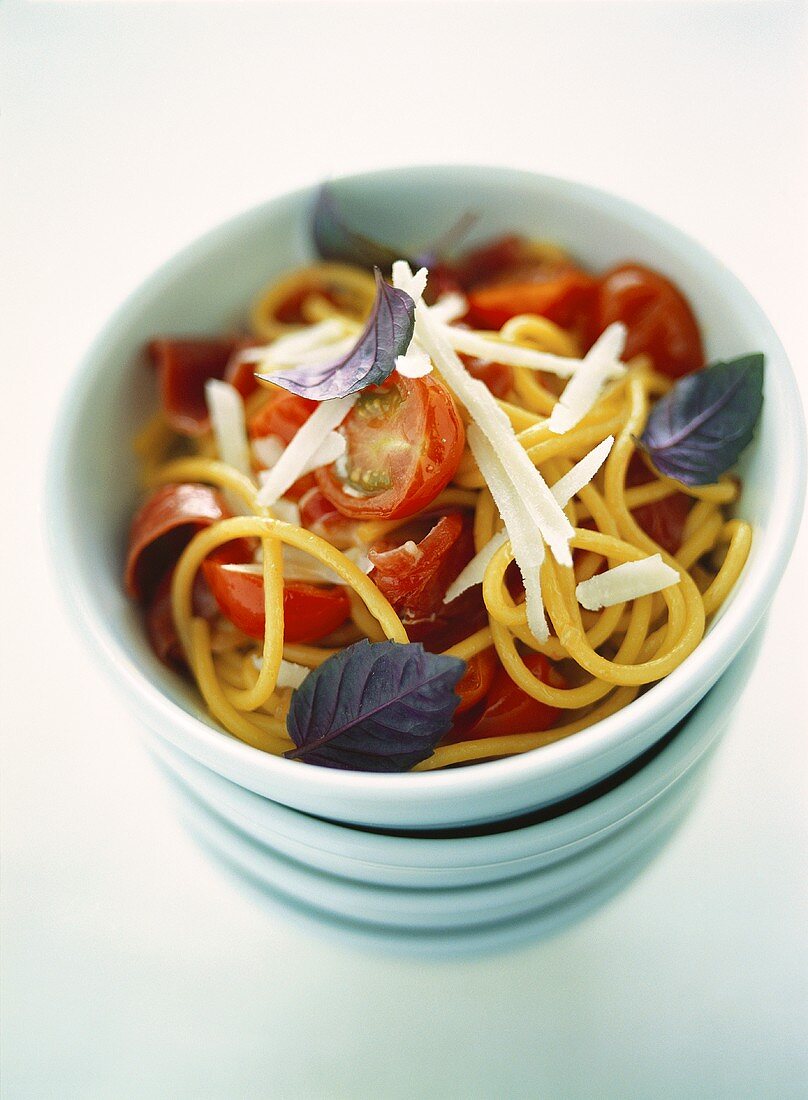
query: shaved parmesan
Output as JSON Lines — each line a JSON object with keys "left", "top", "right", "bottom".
{"left": 409, "top": 288, "right": 574, "bottom": 568}
{"left": 392, "top": 261, "right": 428, "bottom": 302}
{"left": 443, "top": 529, "right": 508, "bottom": 604}
{"left": 442, "top": 326, "right": 618, "bottom": 380}
{"left": 343, "top": 546, "right": 372, "bottom": 574}
{"left": 270, "top": 498, "right": 301, "bottom": 525}
{"left": 550, "top": 436, "right": 614, "bottom": 507}
{"left": 429, "top": 293, "right": 468, "bottom": 324}
{"left": 281, "top": 546, "right": 343, "bottom": 585}
{"left": 467, "top": 426, "right": 548, "bottom": 642}
{"left": 548, "top": 323, "right": 626, "bottom": 435}
{"left": 255, "top": 396, "right": 357, "bottom": 507}
{"left": 241, "top": 319, "right": 348, "bottom": 368}
{"left": 205, "top": 379, "right": 252, "bottom": 479}
{"left": 395, "top": 339, "right": 433, "bottom": 378}
{"left": 576, "top": 554, "right": 680, "bottom": 611}
{"left": 252, "top": 655, "right": 311, "bottom": 690}
{"left": 252, "top": 434, "right": 285, "bottom": 469}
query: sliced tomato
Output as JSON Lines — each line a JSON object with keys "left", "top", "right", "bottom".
{"left": 315, "top": 375, "right": 465, "bottom": 520}
{"left": 461, "top": 353, "right": 514, "bottom": 398}
{"left": 454, "top": 234, "right": 530, "bottom": 287}
{"left": 148, "top": 337, "right": 257, "bottom": 436}
{"left": 444, "top": 652, "right": 567, "bottom": 743}
{"left": 368, "top": 511, "right": 488, "bottom": 652}
{"left": 369, "top": 513, "right": 466, "bottom": 618}
{"left": 248, "top": 391, "right": 319, "bottom": 498}
{"left": 202, "top": 558, "right": 350, "bottom": 644}
{"left": 125, "top": 482, "right": 231, "bottom": 601}
{"left": 591, "top": 263, "right": 704, "bottom": 378}
{"left": 466, "top": 268, "right": 597, "bottom": 333}
{"left": 298, "top": 486, "right": 359, "bottom": 550}
{"left": 248, "top": 391, "right": 318, "bottom": 445}
{"left": 626, "top": 453, "right": 692, "bottom": 555}
{"left": 454, "top": 648, "right": 498, "bottom": 714}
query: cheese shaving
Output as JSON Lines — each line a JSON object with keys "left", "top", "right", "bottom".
{"left": 550, "top": 436, "right": 614, "bottom": 507}
{"left": 255, "top": 396, "right": 357, "bottom": 507}
{"left": 429, "top": 293, "right": 468, "bottom": 324}
{"left": 252, "top": 655, "right": 311, "bottom": 690}
{"left": 205, "top": 379, "right": 252, "bottom": 480}
{"left": 395, "top": 339, "right": 433, "bottom": 378}
{"left": 443, "top": 530, "right": 508, "bottom": 604}
{"left": 548, "top": 323, "right": 626, "bottom": 435}
{"left": 241, "top": 319, "right": 348, "bottom": 367}
{"left": 252, "top": 434, "right": 285, "bottom": 469}
{"left": 467, "top": 425, "right": 548, "bottom": 642}
{"left": 406, "top": 279, "right": 574, "bottom": 568}
{"left": 442, "top": 326, "right": 623, "bottom": 380}
{"left": 575, "top": 554, "right": 680, "bottom": 611}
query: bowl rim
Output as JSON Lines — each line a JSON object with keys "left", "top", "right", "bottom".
{"left": 47, "top": 164, "right": 807, "bottom": 813}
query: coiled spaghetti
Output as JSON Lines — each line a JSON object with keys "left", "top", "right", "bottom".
{"left": 134, "top": 257, "right": 752, "bottom": 770}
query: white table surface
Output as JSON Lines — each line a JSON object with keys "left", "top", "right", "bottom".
{"left": 2, "top": 2, "right": 807, "bottom": 1096}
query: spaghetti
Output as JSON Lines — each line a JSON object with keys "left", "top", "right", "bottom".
{"left": 127, "top": 231, "right": 755, "bottom": 772}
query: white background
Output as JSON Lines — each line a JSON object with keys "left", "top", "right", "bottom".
{"left": 2, "top": 1, "right": 807, "bottom": 1096}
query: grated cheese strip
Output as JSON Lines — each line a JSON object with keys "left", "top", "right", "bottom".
{"left": 395, "top": 339, "right": 433, "bottom": 378}
{"left": 443, "top": 326, "right": 623, "bottom": 380}
{"left": 410, "top": 290, "right": 574, "bottom": 567}
{"left": 255, "top": 395, "right": 357, "bottom": 507}
{"left": 429, "top": 292, "right": 468, "bottom": 324}
{"left": 205, "top": 379, "right": 253, "bottom": 480}
{"left": 252, "top": 655, "right": 311, "bottom": 690}
{"left": 467, "top": 425, "right": 548, "bottom": 642}
{"left": 576, "top": 554, "right": 680, "bottom": 611}
{"left": 550, "top": 436, "right": 615, "bottom": 507}
{"left": 252, "top": 434, "right": 285, "bottom": 469}
{"left": 239, "top": 319, "right": 349, "bottom": 367}
{"left": 443, "top": 530, "right": 508, "bottom": 604}
{"left": 548, "top": 323, "right": 626, "bottom": 435}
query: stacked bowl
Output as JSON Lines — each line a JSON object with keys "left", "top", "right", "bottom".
{"left": 48, "top": 167, "right": 805, "bottom": 951}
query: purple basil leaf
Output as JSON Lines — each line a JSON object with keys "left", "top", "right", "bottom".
{"left": 312, "top": 184, "right": 410, "bottom": 270}
{"left": 284, "top": 640, "right": 465, "bottom": 773}
{"left": 639, "top": 353, "right": 764, "bottom": 486}
{"left": 256, "top": 268, "right": 415, "bottom": 400}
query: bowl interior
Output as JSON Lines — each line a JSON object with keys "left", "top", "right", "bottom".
{"left": 49, "top": 166, "right": 805, "bottom": 828}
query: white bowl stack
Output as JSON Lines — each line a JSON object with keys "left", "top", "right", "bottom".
{"left": 48, "top": 168, "right": 805, "bottom": 952}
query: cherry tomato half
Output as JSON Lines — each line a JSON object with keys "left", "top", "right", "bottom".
{"left": 626, "top": 453, "right": 692, "bottom": 555}
{"left": 368, "top": 511, "right": 488, "bottom": 652}
{"left": 454, "top": 648, "right": 498, "bottom": 714}
{"left": 447, "top": 652, "right": 567, "bottom": 743}
{"left": 315, "top": 375, "right": 465, "bottom": 520}
{"left": 202, "top": 559, "right": 350, "bottom": 643}
{"left": 591, "top": 263, "right": 704, "bottom": 378}
{"left": 466, "top": 269, "right": 597, "bottom": 333}
{"left": 248, "top": 391, "right": 319, "bottom": 498}
{"left": 248, "top": 391, "right": 318, "bottom": 445}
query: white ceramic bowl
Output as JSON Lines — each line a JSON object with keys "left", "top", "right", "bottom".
{"left": 149, "top": 623, "right": 761, "bottom": 925}
{"left": 48, "top": 166, "right": 805, "bottom": 830}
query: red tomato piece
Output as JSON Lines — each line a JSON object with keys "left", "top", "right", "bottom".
{"left": 148, "top": 337, "right": 257, "bottom": 436}
{"left": 369, "top": 513, "right": 466, "bottom": 619}
{"left": 445, "top": 652, "right": 567, "bottom": 743}
{"left": 591, "top": 263, "right": 704, "bottom": 378}
{"left": 461, "top": 354, "right": 514, "bottom": 398}
{"left": 369, "top": 511, "right": 488, "bottom": 652}
{"left": 248, "top": 392, "right": 318, "bottom": 446}
{"left": 298, "top": 487, "right": 359, "bottom": 550}
{"left": 202, "top": 558, "right": 350, "bottom": 644}
{"left": 248, "top": 391, "right": 319, "bottom": 498}
{"left": 125, "top": 482, "right": 230, "bottom": 601}
{"left": 466, "top": 269, "right": 597, "bottom": 332}
{"left": 454, "top": 648, "right": 498, "bottom": 714}
{"left": 626, "top": 453, "right": 692, "bottom": 555}
{"left": 315, "top": 375, "right": 465, "bottom": 520}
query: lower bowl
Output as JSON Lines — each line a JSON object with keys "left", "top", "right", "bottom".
{"left": 145, "top": 625, "right": 763, "bottom": 930}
